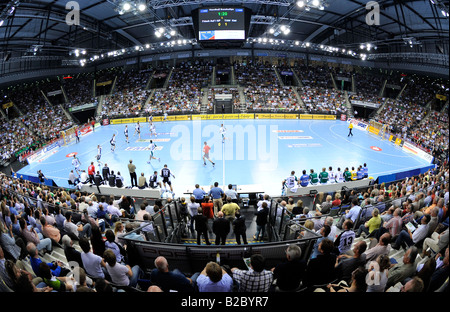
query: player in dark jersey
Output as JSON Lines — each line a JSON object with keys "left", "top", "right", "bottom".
{"left": 160, "top": 164, "right": 175, "bottom": 192}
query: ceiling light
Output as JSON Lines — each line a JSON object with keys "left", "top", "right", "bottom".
{"left": 269, "top": 28, "right": 275, "bottom": 34}
{"left": 122, "top": 2, "right": 131, "bottom": 11}
{"left": 312, "top": 0, "right": 320, "bottom": 7}
{"left": 138, "top": 4, "right": 147, "bottom": 11}
{"left": 297, "top": 1, "right": 305, "bottom": 8}
{"left": 170, "top": 29, "right": 176, "bottom": 36}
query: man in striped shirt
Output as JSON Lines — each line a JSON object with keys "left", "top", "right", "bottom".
{"left": 231, "top": 254, "right": 273, "bottom": 292}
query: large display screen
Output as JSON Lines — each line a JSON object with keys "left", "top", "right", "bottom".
{"left": 198, "top": 7, "right": 246, "bottom": 40}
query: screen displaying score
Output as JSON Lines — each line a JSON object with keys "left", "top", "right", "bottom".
{"left": 198, "top": 7, "right": 245, "bottom": 40}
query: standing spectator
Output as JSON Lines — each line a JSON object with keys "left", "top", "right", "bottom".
{"left": 254, "top": 201, "right": 269, "bottom": 241}
{"left": 192, "top": 184, "right": 206, "bottom": 204}
{"left": 231, "top": 254, "right": 273, "bottom": 292}
{"left": 128, "top": 160, "right": 137, "bottom": 188}
{"left": 88, "top": 162, "right": 95, "bottom": 184}
{"left": 224, "top": 184, "right": 238, "bottom": 203}
{"left": 102, "top": 163, "right": 110, "bottom": 181}
{"left": 209, "top": 182, "right": 224, "bottom": 216}
{"left": 192, "top": 207, "right": 211, "bottom": 245}
{"left": 221, "top": 197, "right": 240, "bottom": 224}
{"left": 232, "top": 212, "right": 247, "bottom": 245}
{"left": 212, "top": 212, "right": 230, "bottom": 245}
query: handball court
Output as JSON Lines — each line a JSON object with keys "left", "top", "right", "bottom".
{"left": 18, "top": 118, "right": 431, "bottom": 197}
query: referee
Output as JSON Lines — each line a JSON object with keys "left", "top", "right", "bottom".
{"left": 128, "top": 159, "right": 137, "bottom": 188}
{"left": 348, "top": 122, "right": 354, "bottom": 137}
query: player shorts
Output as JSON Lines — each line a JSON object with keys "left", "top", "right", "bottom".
{"left": 162, "top": 177, "right": 171, "bottom": 185}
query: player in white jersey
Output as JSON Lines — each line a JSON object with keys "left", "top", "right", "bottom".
{"left": 163, "top": 112, "right": 168, "bottom": 122}
{"left": 150, "top": 123, "right": 157, "bottom": 137}
{"left": 72, "top": 155, "right": 81, "bottom": 175}
{"left": 335, "top": 167, "right": 345, "bottom": 183}
{"left": 219, "top": 124, "right": 227, "bottom": 143}
{"left": 147, "top": 140, "right": 160, "bottom": 163}
{"left": 328, "top": 166, "right": 335, "bottom": 183}
{"left": 134, "top": 121, "right": 141, "bottom": 139}
{"left": 334, "top": 220, "right": 356, "bottom": 254}
{"left": 96, "top": 145, "right": 102, "bottom": 166}
{"left": 124, "top": 125, "right": 129, "bottom": 143}
{"left": 110, "top": 134, "right": 116, "bottom": 152}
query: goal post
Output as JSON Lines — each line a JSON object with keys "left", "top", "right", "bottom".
{"left": 60, "top": 126, "right": 78, "bottom": 146}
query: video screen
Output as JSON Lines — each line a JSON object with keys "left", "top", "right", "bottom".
{"left": 198, "top": 7, "right": 246, "bottom": 40}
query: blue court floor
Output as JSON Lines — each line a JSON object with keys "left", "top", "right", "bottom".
{"left": 18, "top": 119, "right": 430, "bottom": 196}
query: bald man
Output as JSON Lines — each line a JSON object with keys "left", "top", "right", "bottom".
{"left": 149, "top": 256, "right": 193, "bottom": 292}
{"left": 212, "top": 211, "right": 230, "bottom": 245}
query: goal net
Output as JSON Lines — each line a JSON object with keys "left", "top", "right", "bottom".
{"left": 369, "top": 120, "right": 387, "bottom": 139}
{"left": 60, "top": 126, "right": 78, "bottom": 146}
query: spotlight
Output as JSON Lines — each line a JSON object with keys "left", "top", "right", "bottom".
{"left": 297, "top": 1, "right": 305, "bottom": 8}
{"left": 138, "top": 4, "right": 147, "bottom": 11}
{"left": 312, "top": 0, "right": 320, "bottom": 7}
{"left": 122, "top": 2, "right": 131, "bottom": 11}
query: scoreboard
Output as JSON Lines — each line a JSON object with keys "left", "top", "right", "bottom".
{"left": 198, "top": 7, "right": 246, "bottom": 40}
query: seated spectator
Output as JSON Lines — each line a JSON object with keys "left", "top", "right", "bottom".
{"left": 392, "top": 214, "right": 431, "bottom": 250}
{"left": 271, "top": 244, "right": 307, "bottom": 291}
{"left": 149, "top": 256, "right": 194, "bottom": 292}
{"left": 327, "top": 266, "right": 368, "bottom": 292}
{"left": 103, "top": 249, "right": 144, "bottom": 288}
{"left": 362, "top": 232, "right": 392, "bottom": 263}
{"left": 304, "top": 238, "right": 337, "bottom": 287}
{"left": 61, "top": 235, "right": 83, "bottom": 270}
{"left": 386, "top": 246, "right": 419, "bottom": 288}
{"left": 366, "top": 254, "right": 390, "bottom": 292}
{"left": 39, "top": 262, "right": 74, "bottom": 292}
{"left": 192, "top": 261, "right": 233, "bottom": 292}
{"left": 79, "top": 237, "right": 107, "bottom": 280}
{"left": 334, "top": 240, "right": 367, "bottom": 285}
{"left": 231, "top": 254, "right": 273, "bottom": 292}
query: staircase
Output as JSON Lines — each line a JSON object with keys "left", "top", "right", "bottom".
{"left": 344, "top": 90, "right": 354, "bottom": 117}
{"left": 145, "top": 71, "right": 156, "bottom": 90}
{"left": 95, "top": 95, "right": 105, "bottom": 118}
{"left": 238, "top": 87, "right": 247, "bottom": 113}
{"left": 142, "top": 89, "right": 157, "bottom": 112}
{"left": 293, "top": 87, "right": 307, "bottom": 111}
{"left": 396, "top": 83, "right": 408, "bottom": 101}
{"left": 291, "top": 67, "right": 303, "bottom": 88}
{"left": 230, "top": 65, "right": 236, "bottom": 85}
{"left": 273, "top": 67, "right": 285, "bottom": 87}
{"left": 331, "top": 73, "right": 338, "bottom": 90}
{"left": 163, "top": 68, "right": 174, "bottom": 89}
{"left": 211, "top": 66, "right": 216, "bottom": 87}
{"left": 200, "top": 90, "right": 210, "bottom": 114}
{"left": 379, "top": 79, "right": 387, "bottom": 97}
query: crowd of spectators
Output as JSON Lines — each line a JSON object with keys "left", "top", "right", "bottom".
{"left": 62, "top": 74, "right": 97, "bottom": 109}
{"left": 301, "top": 86, "right": 348, "bottom": 115}
{"left": 1, "top": 158, "right": 447, "bottom": 293}
{"left": 147, "top": 61, "right": 213, "bottom": 115}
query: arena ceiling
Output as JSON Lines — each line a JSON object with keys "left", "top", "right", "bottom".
{"left": 0, "top": 0, "right": 449, "bottom": 62}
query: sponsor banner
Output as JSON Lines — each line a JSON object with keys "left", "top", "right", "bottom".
{"left": 255, "top": 114, "right": 271, "bottom": 119}
{"left": 402, "top": 141, "right": 434, "bottom": 163}
{"left": 238, "top": 114, "right": 254, "bottom": 119}
{"left": 66, "top": 152, "right": 78, "bottom": 158}
{"left": 287, "top": 143, "right": 322, "bottom": 148}
{"left": 323, "top": 115, "right": 336, "bottom": 120}
{"left": 341, "top": 114, "right": 347, "bottom": 121}
{"left": 370, "top": 146, "right": 382, "bottom": 151}
{"left": 47, "top": 90, "right": 62, "bottom": 97}
{"left": 167, "top": 115, "right": 190, "bottom": 121}
{"left": 111, "top": 117, "right": 147, "bottom": 124}
{"left": 191, "top": 115, "right": 204, "bottom": 120}
{"left": 436, "top": 94, "right": 447, "bottom": 101}
{"left": 270, "top": 114, "right": 286, "bottom": 119}
{"left": 102, "top": 119, "right": 109, "bottom": 126}
{"left": 79, "top": 125, "right": 93, "bottom": 136}
{"left": 125, "top": 146, "right": 164, "bottom": 151}
{"left": 299, "top": 114, "right": 313, "bottom": 119}
{"left": 152, "top": 116, "right": 164, "bottom": 122}
{"left": 278, "top": 136, "right": 313, "bottom": 140}
{"left": 312, "top": 115, "right": 325, "bottom": 120}
{"left": 96, "top": 80, "right": 112, "bottom": 87}
{"left": 368, "top": 126, "right": 380, "bottom": 135}
{"left": 347, "top": 118, "right": 369, "bottom": 131}
{"left": 2, "top": 101, "right": 14, "bottom": 109}
{"left": 394, "top": 138, "right": 403, "bottom": 147}
{"left": 222, "top": 114, "right": 240, "bottom": 119}
{"left": 27, "top": 141, "right": 60, "bottom": 164}
{"left": 94, "top": 122, "right": 101, "bottom": 129}
{"left": 283, "top": 114, "right": 298, "bottom": 119}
